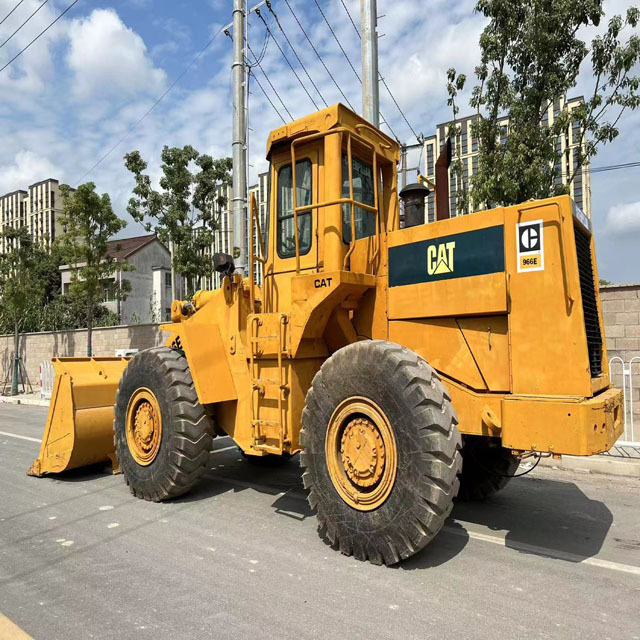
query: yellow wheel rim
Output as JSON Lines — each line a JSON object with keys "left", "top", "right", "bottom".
{"left": 325, "top": 396, "right": 397, "bottom": 511}
{"left": 125, "top": 388, "right": 162, "bottom": 466}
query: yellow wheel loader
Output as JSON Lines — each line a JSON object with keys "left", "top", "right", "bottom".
{"left": 29, "top": 104, "right": 623, "bottom": 565}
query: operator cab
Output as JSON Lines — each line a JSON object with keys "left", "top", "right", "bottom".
{"left": 258, "top": 104, "right": 400, "bottom": 299}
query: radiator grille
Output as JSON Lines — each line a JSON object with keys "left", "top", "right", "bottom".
{"left": 573, "top": 223, "right": 603, "bottom": 377}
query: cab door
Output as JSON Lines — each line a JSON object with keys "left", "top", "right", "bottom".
{"left": 264, "top": 145, "right": 320, "bottom": 312}
{"left": 272, "top": 146, "right": 320, "bottom": 274}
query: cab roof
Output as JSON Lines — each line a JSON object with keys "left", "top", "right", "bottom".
{"left": 265, "top": 103, "right": 400, "bottom": 164}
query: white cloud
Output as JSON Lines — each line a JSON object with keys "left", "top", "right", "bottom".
{"left": 67, "top": 8, "right": 166, "bottom": 99}
{"left": 0, "top": 0, "right": 68, "bottom": 94}
{"left": 605, "top": 201, "right": 640, "bottom": 236}
{"left": 0, "top": 150, "right": 62, "bottom": 194}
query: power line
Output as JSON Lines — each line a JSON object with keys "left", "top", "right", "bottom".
{"left": 379, "top": 73, "right": 420, "bottom": 142}
{"left": 265, "top": 1, "right": 327, "bottom": 107}
{"left": 339, "top": 0, "right": 360, "bottom": 36}
{"left": 75, "top": 25, "right": 226, "bottom": 185}
{"left": 338, "top": 0, "right": 421, "bottom": 143}
{"left": 281, "top": 0, "right": 356, "bottom": 111}
{"left": 255, "top": 7, "right": 319, "bottom": 110}
{"left": 0, "top": 0, "right": 77, "bottom": 73}
{"left": 313, "top": 0, "right": 360, "bottom": 83}
{"left": 251, "top": 22, "right": 270, "bottom": 66}
{"left": 250, "top": 69, "right": 286, "bottom": 124}
{"left": 551, "top": 160, "right": 640, "bottom": 182}
{"left": 591, "top": 160, "right": 640, "bottom": 174}
{"left": 0, "top": 0, "right": 49, "bottom": 50}
{"left": 247, "top": 40, "right": 294, "bottom": 121}
{"left": 0, "top": 0, "right": 26, "bottom": 26}
{"left": 311, "top": 0, "right": 399, "bottom": 141}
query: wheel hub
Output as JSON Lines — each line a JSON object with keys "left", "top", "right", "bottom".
{"left": 325, "top": 397, "right": 398, "bottom": 511}
{"left": 125, "top": 388, "right": 162, "bottom": 466}
{"left": 134, "top": 402, "right": 157, "bottom": 448}
{"left": 340, "top": 417, "right": 385, "bottom": 487}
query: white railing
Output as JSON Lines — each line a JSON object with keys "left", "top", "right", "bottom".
{"left": 40, "top": 360, "right": 55, "bottom": 400}
{"left": 609, "top": 356, "right": 640, "bottom": 445}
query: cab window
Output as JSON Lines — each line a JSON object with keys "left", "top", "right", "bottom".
{"left": 277, "top": 159, "right": 312, "bottom": 258}
{"left": 342, "top": 153, "right": 375, "bottom": 243}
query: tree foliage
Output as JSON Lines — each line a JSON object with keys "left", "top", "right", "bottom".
{"left": 0, "top": 229, "right": 45, "bottom": 372}
{"left": 446, "top": 68, "right": 470, "bottom": 215}
{"left": 56, "top": 182, "right": 130, "bottom": 356}
{"left": 124, "top": 146, "right": 232, "bottom": 295}
{"left": 448, "top": 1, "right": 640, "bottom": 209}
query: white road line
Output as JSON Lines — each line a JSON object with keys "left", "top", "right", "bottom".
{"left": 211, "top": 445, "right": 237, "bottom": 454}
{"left": 0, "top": 436, "right": 238, "bottom": 449}
{"left": 445, "top": 522, "right": 640, "bottom": 576}
{"left": 2, "top": 428, "right": 637, "bottom": 577}
{"left": 0, "top": 431, "right": 41, "bottom": 443}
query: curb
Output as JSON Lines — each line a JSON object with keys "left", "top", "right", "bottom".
{"left": 539, "top": 454, "right": 640, "bottom": 478}
{"left": 0, "top": 396, "right": 49, "bottom": 408}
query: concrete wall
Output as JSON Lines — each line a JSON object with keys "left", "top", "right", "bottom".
{"left": 0, "top": 324, "right": 165, "bottom": 389}
{"left": 601, "top": 283, "right": 640, "bottom": 421}
{"left": 122, "top": 242, "right": 171, "bottom": 324}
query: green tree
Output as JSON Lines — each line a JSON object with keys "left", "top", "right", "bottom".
{"left": 0, "top": 228, "right": 45, "bottom": 393}
{"left": 446, "top": 67, "right": 470, "bottom": 215}
{"left": 56, "top": 182, "right": 130, "bottom": 356}
{"left": 124, "top": 146, "right": 232, "bottom": 297}
{"left": 448, "top": 1, "right": 640, "bottom": 209}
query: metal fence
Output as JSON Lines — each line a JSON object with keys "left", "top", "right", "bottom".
{"left": 609, "top": 356, "right": 640, "bottom": 445}
{"left": 40, "top": 360, "right": 55, "bottom": 400}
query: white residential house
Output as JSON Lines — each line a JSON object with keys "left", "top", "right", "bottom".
{"left": 60, "top": 234, "right": 176, "bottom": 324}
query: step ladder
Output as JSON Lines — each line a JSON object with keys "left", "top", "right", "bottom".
{"left": 249, "top": 313, "right": 290, "bottom": 454}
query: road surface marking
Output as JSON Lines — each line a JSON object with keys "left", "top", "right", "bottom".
{"left": 205, "top": 476, "right": 640, "bottom": 576}
{"left": 0, "top": 614, "right": 34, "bottom": 639}
{"left": 445, "top": 522, "right": 640, "bottom": 576}
{"left": 0, "top": 432, "right": 238, "bottom": 451}
{"left": 0, "top": 431, "right": 41, "bottom": 443}
{"left": 3, "top": 427, "right": 637, "bottom": 577}
{"left": 212, "top": 445, "right": 237, "bottom": 454}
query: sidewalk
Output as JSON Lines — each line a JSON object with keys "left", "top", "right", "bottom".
{"left": 0, "top": 392, "right": 49, "bottom": 407}
{"left": 539, "top": 448, "right": 640, "bottom": 478}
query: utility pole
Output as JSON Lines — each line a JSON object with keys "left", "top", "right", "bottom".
{"left": 360, "top": 0, "right": 379, "bottom": 128}
{"left": 231, "top": 0, "right": 248, "bottom": 275}
{"left": 401, "top": 145, "right": 407, "bottom": 189}
{"left": 169, "top": 240, "right": 176, "bottom": 301}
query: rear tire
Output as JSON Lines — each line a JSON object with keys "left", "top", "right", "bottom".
{"left": 114, "top": 347, "right": 215, "bottom": 502}
{"left": 300, "top": 340, "right": 462, "bottom": 565}
{"left": 457, "top": 436, "right": 519, "bottom": 501}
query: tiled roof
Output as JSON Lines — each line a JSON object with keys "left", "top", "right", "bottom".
{"left": 107, "top": 234, "right": 157, "bottom": 260}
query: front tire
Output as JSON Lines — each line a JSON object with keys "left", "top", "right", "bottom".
{"left": 300, "top": 341, "right": 462, "bottom": 565}
{"left": 114, "top": 347, "right": 215, "bottom": 501}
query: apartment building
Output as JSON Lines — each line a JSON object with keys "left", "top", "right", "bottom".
{"left": 0, "top": 190, "right": 28, "bottom": 253}
{"left": 422, "top": 96, "right": 591, "bottom": 222}
{"left": 0, "top": 178, "right": 66, "bottom": 253}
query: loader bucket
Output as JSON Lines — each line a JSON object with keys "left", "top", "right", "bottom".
{"left": 28, "top": 357, "right": 131, "bottom": 477}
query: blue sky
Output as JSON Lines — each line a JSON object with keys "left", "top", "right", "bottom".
{"left": 0, "top": 0, "right": 638, "bottom": 282}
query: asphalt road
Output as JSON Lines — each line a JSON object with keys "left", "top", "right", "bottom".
{"left": 0, "top": 404, "right": 639, "bottom": 640}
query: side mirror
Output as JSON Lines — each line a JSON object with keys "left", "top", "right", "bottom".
{"left": 399, "top": 182, "right": 430, "bottom": 228}
{"left": 213, "top": 252, "right": 235, "bottom": 276}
